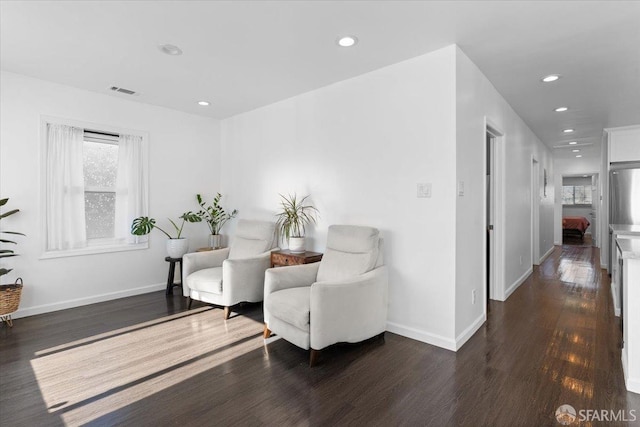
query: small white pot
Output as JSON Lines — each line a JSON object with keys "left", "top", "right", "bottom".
{"left": 288, "top": 237, "right": 306, "bottom": 253}
{"left": 166, "top": 238, "right": 189, "bottom": 258}
{"left": 209, "top": 234, "right": 222, "bottom": 249}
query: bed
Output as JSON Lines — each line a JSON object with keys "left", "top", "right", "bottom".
{"left": 562, "top": 216, "right": 590, "bottom": 240}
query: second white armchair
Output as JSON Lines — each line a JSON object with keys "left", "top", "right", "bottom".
{"left": 263, "top": 225, "right": 388, "bottom": 366}
{"left": 182, "top": 219, "right": 278, "bottom": 319}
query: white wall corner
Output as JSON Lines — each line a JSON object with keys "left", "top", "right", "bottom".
{"left": 12, "top": 283, "right": 166, "bottom": 319}
{"left": 455, "top": 313, "right": 485, "bottom": 350}
{"left": 502, "top": 267, "right": 533, "bottom": 301}
{"left": 539, "top": 245, "right": 556, "bottom": 264}
{"left": 386, "top": 321, "right": 456, "bottom": 352}
{"left": 611, "top": 283, "right": 621, "bottom": 317}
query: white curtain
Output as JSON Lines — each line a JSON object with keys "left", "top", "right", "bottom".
{"left": 46, "top": 124, "right": 86, "bottom": 250}
{"left": 114, "top": 134, "right": 147, "bottom": 243}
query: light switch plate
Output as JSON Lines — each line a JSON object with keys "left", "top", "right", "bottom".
{"left": 417, "top": 183, "right": 432, "bottom": 198}
{"left": 457, "top": 181, "right": 464, "bottom": 196}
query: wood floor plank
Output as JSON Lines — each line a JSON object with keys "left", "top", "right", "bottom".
{"left": 1, "top": 243, "right": 639, "bottom": 426}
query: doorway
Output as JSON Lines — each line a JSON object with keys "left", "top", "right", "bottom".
{"left": 560, "top": 173, "right": 599, "bottom": 247}
{"left": 485, "top": 120, "right": 505, "bottom": 304}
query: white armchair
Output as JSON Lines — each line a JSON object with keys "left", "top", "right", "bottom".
{"left": 263, "top": 225, "right": 388, "bottom": 365}
{"left": 183, "top": 219, "right": 278, "bottom": 319}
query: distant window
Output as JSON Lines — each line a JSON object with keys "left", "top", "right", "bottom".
{"left": 562, "top": 185, "right": 592, "bottom": 205}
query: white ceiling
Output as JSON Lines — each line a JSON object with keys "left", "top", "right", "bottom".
{"left": 2, "top": 1, "right": 639, "bottom": 163}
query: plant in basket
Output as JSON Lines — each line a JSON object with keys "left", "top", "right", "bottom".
{"left": 0, "top": 197, "right": 25, "bottom": 327}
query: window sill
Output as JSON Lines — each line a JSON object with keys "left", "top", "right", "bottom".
{"left": 40, "top": 242, "right": 148, "bottom": 260}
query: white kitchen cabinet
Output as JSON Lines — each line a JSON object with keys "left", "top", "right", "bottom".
{"left": 609, "top": 126, "right": 640, "bottom": 163}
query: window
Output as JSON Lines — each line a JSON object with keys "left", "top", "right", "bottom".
{"left": 43, "top": 119, "right": 148, "bottom": 257}
{"left": 83, "top": 133, "right": 119, "bottom": 240}
{"left": 562, "top": 185, "right": 592, "bottom": 205}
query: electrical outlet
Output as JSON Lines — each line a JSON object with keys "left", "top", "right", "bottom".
{"left": 417, "top": 183, "right": 432, "bottom": 198}
{"left": 519, "top": 255, "right": 523, "bottom": 265}
{"left": 472, "top": 289, "right": 476, "bottom": 305}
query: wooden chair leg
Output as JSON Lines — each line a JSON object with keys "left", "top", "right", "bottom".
{"left": 187, "top": 297, "right": 193, "bottom": 309}
{"left": 223, "top": 306, "right": 231, "bottom": 320}
{"left": 309, "top": 349, "right": 320, "bottom": 367}
{"left": 263, "top": 324, "right": 271, "bottom": 339}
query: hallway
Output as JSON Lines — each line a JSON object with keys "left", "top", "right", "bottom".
{"left": 457, "top": 243, "right": 640, "bottom": 425}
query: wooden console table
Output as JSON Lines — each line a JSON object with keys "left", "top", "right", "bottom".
{"left": 271, "top": 250, "right": 323, "bottom": 268}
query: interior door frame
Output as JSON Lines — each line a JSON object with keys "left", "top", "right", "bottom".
{"left": 560, "top": 172, "right": 601, "bottom": 248}
{"left": 484, "top": 118, "right": 505, "bottom": 303}
{"left": 531, "top": 157, "right": 541, "bottom": 265}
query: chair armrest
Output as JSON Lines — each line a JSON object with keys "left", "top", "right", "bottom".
{"left": 264, "top": 262, "right": 321, "bottom": 296}
{"left": 221, "top": 250, "right": 273, "bottom": 305}
{"left": 182, "top": 248, "right": 230, "bottom": 296}
{"left": 310, "top": 266, "right": 388, "bottom": 350}
{"left": 263, "top": 262, "right": 320, "bottom": 326}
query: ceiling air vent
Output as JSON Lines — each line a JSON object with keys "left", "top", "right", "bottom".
{"left": 109, "top": 86, "right": 137, "bottom": 95}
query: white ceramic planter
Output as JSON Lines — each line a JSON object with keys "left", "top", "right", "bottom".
{"left": 288, "top": 237, "right": 306, "bottom": 253}
{"left": 166, "top": 238, "right": 189, "bottom": 258}
{"left": 209, "top": 234, "right": 222, "bottom": 249}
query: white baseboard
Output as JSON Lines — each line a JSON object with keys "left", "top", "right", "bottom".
{"left": 539, "top": 246, "right": 555, "bottom": 263}
{"left": 12, "top": 282, "right": 166, "bottom": 319}
{"left": 554, "top": 240, "right": 561, "bottom": 246}
{"left": 455, "top": 313, "right": 485, "bottom": 350}
{"left": 503, "top": 267, "right": 533, "bottom": 301}
{"left": 620, "top": 351, "right": 640, "bottom": 393}
{"left": 387, "top": 321, "right": 456, "bottom": 351}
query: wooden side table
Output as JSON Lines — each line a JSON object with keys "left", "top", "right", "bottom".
{"left": 165, "top": 256, "right": 183, "bottom": 296}
{"left": 270, "top": 250, "right": 323, "bottom": 268}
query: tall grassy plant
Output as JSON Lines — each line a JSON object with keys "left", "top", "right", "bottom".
{"left": 0, "top": 198, "right": 25, "bottom": 279}
{"left": 275, "top": 194, "right": 318, "bottom": 241}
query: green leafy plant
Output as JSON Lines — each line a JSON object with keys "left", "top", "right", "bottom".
{"left": 0, "top": 198, "right": 25, "bottom": 279}
{"left": 196, "top": 193, "right": 238, "bottom": 235}
{"left": 275, "top": 193, "right": 318, "bottom": 241}
{"left": 131, "top": 212, "right": 201, "bottom": 239}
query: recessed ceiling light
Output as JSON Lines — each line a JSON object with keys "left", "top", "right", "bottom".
{"left": 197, "top": 101, "right": 210, "bottom": 106}
{"left": 554, "top": 107, "right": 569, "bottom": 112}
{"left": 576, "top": 155, "right": 582, "bottom": 158}
{"left": 583, "top": 175, "right": 589, "bottom": 177}
{"left": 337, "top": 36, "right": 358, "bottom": 47}
{"left": 572, "top": 149, "right": 580, "bottom": 152}
{"left": 569, "top": 141, "right": 578, "bottom": 145}
{"left": 159, "top": 44, "right": 183, "bottom": 56}
{"left": 542, "top": 74, "right": 561, "bottom": 83}
{"left": 563, "top": 129, "right": 575, "bottom": 133}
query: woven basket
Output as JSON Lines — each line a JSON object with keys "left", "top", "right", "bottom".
{"left": 0, "top": 278, "right": 23, "bottom": 316}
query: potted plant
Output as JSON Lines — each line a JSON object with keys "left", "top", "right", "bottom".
{"left": 131, "top": 212, "right": 201, "bottom": 258}
{"left": 275, "top": 193, "right": 318, "bottom": 253}
{"left": 0, "top": 197, "right": 25, "bottom": 327}
{"left": 196, "top": 193, "right": 238, "bottom": 249}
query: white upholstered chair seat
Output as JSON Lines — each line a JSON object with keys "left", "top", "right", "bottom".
{"left": 183, "top": 219, "right": 278, "bottom": 319}
{"left": 264, "top": 225, "right": 388, "bottom": 366}
{"left": 265, "top": 287, "right": 310, "bottom": 331}
{"left": 186, "top": 267, "right": 223, "bottom": 294}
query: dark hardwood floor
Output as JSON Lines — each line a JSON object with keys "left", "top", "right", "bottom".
{"left": 1, "top": 244, "right": 639, "bottom": 426}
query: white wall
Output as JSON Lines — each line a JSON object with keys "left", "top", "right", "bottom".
{"left": 221, "top": 46, "right": 459, "bottom": 348}
{"left": 0, "top": 71, "right": 221, "bottom": 317}
{"left": 454, "top": 48, "right": 554, "bottom": 342}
